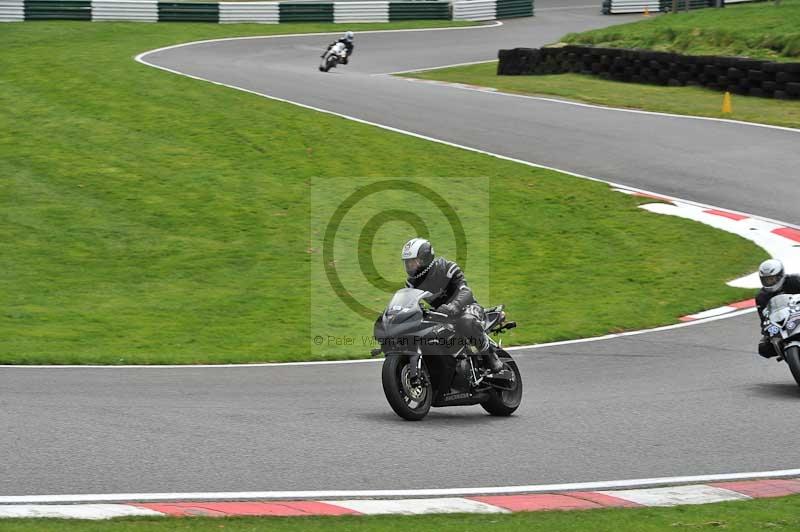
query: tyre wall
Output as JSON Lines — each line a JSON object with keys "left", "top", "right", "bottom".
{"left": 498, "top": 45, "right": 800, "bottom": 99}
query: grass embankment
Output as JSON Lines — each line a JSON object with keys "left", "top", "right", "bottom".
{"left": 0, "top": 22, "right": 763, "bottom": 364}
{"left": 4, "top": 495, "right": 800, "bottom": 531}
{"left": 564, "top": 0, "right": 800, "bottom": 61}
{"left": 405, "top": 1, "right": 800, "bottom": 128}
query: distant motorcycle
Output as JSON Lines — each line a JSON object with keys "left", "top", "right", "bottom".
{"left": 319, "top": 42, "right": 348, "bottom": 72}
{"left": 372, "top": 288, "right": 522, "bottom": 421}
{"left": 762, "top": 293, "right": 800, "bottom": 387}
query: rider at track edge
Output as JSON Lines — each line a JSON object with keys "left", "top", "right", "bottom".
{"left": 322, "top": 31, "right": 354, "bottom": 64}
{"left": 757, "top": 258, "right": 800, "bottom": 358}
{"left": 401, "top": 238, "right": 505, "bottom": 375}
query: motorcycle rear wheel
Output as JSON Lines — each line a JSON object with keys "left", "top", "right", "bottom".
{"left": 784, "top": 346, "right": 800, "bottom": 387}
{"left": 382, "top": 355, "right": 432, "bottom": 421}
{"left": 481, "top": 358, "right": 522, "bottom": 416}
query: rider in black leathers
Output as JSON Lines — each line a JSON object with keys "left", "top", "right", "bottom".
{"left": 756, "top": 258, "right": 800, "bottom": 358}
{"left": 401, "top": 238, "right": 504, "bottom": 374}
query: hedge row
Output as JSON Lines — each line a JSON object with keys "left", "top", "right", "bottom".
{"left": 498, "top": 45, "right": 800, "bottom": 99}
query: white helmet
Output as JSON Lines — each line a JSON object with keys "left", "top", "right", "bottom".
{"left": 759, "top": 258, "right": 786, "bottom": 293}
{"left": 401, "top": 238, "right": 434, "bottom": 278}
{"left": 344, "top": 31, "right": 354, "bottom": 41}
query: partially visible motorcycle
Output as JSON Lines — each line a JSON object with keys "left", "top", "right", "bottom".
{"left": 372, "top": 288, "right": 523, "bottom": 421}
{"left": 762, "top": 293, "right": 800, "bottom": 386}
{"left": 319, "top": 42, "right": 347, "bottom": 72}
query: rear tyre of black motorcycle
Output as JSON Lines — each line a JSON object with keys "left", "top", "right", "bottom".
{"left": 382, "top": 355, "right": 432, "bottom": 421}
{"left": 481, "top": 358, "right": 523, "bottom": 416}
{"left": 784, "top": 346, "right": 800, "bottom": 387}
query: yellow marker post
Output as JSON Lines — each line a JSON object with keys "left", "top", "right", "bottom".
{"left": 721, "top": 91, "right": 733, "bottom": 114}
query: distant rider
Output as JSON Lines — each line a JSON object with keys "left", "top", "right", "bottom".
{"left": 756, "top": 258, "right": 800, "bottom": 358}
{"left": 323, "top": 31, "right": 354, "bottom": 64}
{"left": 401, "top": 238, "right": 505, "bottom": 375}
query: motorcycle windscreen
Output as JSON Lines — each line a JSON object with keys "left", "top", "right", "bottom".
{"left": 766, "top": 294, "right": 794, "bottom": 317}
{"left": 385, "top": 288, "right": 433, "bottom": 314}
{"left": 766, "top": 294, "right": 800, "bottom": 338}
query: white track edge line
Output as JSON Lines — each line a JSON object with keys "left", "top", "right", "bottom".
{"left": 135, "top": 38, "right": 800, "bottom": 231}
{"left": 3, "top": 26, "right": 792, "bottom": 507}
{"left": 1, "top": 309, "right": 755, "bottom": 369}
{"left": 390, "top": 70, "right": 800, "bottom": 134}
{"left": 14, "top": 32, "right": 773, "bottom": 371}
{"left": 3, "top": 468, "right": 800, "bottom": 503}
{"left": 372, "top": 59, "right": 497, "bottom": 76}
{"left": 134, "top": 20, "right": 502, "bottom": 61}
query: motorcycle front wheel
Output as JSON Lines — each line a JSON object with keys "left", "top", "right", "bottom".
{"left": 481, "top": 358, "right": 523, "bottom": 416}
{"left": 382, "top": 355, "right": 432, "bottom": 421}
{"left": 784, "top": 346, "right": 800, "bottom": 387}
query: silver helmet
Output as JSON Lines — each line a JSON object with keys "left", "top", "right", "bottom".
{"left": 759, "top": 258, "right": 786, "bottom": 293}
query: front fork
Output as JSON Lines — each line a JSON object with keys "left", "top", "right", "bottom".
{"left": 408, "top": 351, "right": 424, "bottom": 384}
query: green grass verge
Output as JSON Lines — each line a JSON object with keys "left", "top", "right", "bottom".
{"left": 0, "top": 22, "right": 764, "bottom": 364}
{"left": 4, "top": 495, "right": 800, "bottom": 531}
{"left": 403, "top": 62, "right": 800, "bottom": 129}
{"left": 564, "top": 0, "right": 800, "bottom": 61}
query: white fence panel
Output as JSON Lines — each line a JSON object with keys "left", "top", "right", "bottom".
{"left": 92, "top": 0, "right": 157, "bottom": 21}
{"left": 0, "top": 0, "right": 24, "bottom": 21}
{"left": 333, "top": 2, "right": 389, "bottom": 22}
{"left": 219, "top": 2, "right": 279, "bottom": 23}
{"left": 452, "top": 0, "right": 495, "bottom": 20}
{"left": 607, "top": 0, "right": 660, "bottom": 13}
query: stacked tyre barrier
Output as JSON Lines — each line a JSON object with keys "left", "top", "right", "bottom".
{"left": 497, "top": 45, "right": 800, "bottom": 99}
{"left": 219, "top": 2, "right": 278, "bottom": 23}
{"left": 0, "top": 0, "right": 25, "bottom": 20}
{"left": 158, "top": 1, "right": 217, "bottom": 20}
{"left": 450, "top": 0, "right": 532, "bottom": 20}
{"left": 334, "top": 1, "right": 388, "bottom": 22}
{"left": 452, "top": 0, "right": 494, "bottom": 20}
{"left": 93, "top": 0, "right": 156, "bottom": 20}
{"left": 2, "top": 0, "right": 533, "bottom": 21}
{"left": 495, "top": 0, "right": 530, "bottom": 17}
{"left": 601, "top": 0, "right": 658, "bottom": 14}
{"left": 388, "top": 0, "right": 448, "bottom": 19}
{"left": 25, "top": 0, "right": 90, "bottom": 19}
{"left": 657, "top": 0, "right": 713, "bottom": 10}
{"left": 602, "top": 0, "right": 764, "bottom": 15}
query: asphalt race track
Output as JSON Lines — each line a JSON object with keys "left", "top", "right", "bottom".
{"left": 3, "top": 1, "right": 800, "bottom": 497}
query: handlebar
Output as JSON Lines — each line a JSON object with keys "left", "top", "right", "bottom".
{"left": 424, "top": 310, "right": 450, "bottom": 323}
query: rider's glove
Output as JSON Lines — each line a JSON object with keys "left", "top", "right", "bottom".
{"left": 437, "top": 303, "right": 459, "bottom": 317}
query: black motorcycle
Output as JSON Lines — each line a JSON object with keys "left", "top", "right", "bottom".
{"left": 372, "top": 288, "right": 523, "bottom": 421}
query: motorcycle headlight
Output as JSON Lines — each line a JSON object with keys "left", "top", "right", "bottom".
{"left": 767, "top": 324, "right": 781, "bottom": 336}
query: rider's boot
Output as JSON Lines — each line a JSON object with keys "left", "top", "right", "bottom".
{"left": 480, "top": 337, "right": 504, "bottom": 374}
